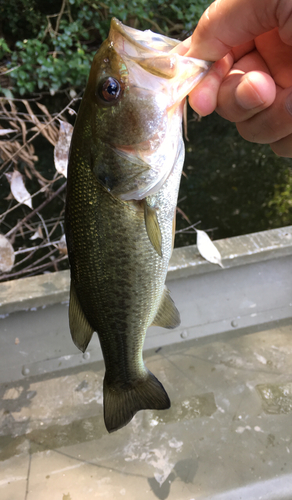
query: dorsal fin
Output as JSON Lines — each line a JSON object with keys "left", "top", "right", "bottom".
{"left": 151, "top": 287, "right": 180, "bottom": 329}
{"left": 69, "top": 281, "right": 94, "bottom": 352}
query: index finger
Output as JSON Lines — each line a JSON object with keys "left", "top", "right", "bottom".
{"left": 186, "top": 0, "right": 292, "bottom": 61}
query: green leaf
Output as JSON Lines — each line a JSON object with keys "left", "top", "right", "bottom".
{"left": 0, "top": 87, "right": 14, "bottom": 98}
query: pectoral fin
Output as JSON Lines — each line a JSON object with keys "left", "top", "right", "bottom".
{"left": 151, "top": 287, "right": 180, "bottom": 329}
{"left": 144, "top": 200, "right": 162, "bottom": 257}
{"left": 69, "top": 281, "right": 94, "bottom": 352}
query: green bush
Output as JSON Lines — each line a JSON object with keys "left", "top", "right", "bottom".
{"left": 0, "top": 0, "right": 212, "bottom": 96}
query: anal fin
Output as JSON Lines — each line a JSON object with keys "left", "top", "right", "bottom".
{"left": 151, "top": 287, "right": 180, "bottom": 329}
{"left": 69, "top": 281, "right": 94, "bottom": 352}
{"left": 144, "top": 199, "right": 162, "bottom": 257}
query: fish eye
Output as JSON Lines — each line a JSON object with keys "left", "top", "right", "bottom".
{"left": 97, "top": 77, "right": 122, "bottom": 103}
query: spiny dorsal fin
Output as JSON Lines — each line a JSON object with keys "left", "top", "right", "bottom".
{"left": 144, "top": 199, "right": 162, "bottom": 257}
{"left": 151, "top": 287, "right": 180, "bottom": 329}
{"left": 69, "top": 281, "right": 94, "bottom": 353}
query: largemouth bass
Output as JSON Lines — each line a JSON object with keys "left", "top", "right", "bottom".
{"left": 65, "top": 18, "right": 209, "bottom": 433}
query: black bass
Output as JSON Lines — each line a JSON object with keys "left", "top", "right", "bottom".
{"left": 65, "top": 18, "right": 209, "bottom": 433}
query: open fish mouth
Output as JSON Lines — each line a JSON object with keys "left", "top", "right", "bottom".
{"left": 105, "top": 19, "right": 211, "bottom": 201}
{"left": 109, "top": 17, "right": 211, "bottom": 98}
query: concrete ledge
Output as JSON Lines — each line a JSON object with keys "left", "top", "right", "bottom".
{"left": 0, "top": 268, "right": 70, "bottom": 315}
{"left": 169, "top": 225, "right": 292, "bottom": 280}
{"left": 0, "top": 225, "right": 292, "bottom": 315}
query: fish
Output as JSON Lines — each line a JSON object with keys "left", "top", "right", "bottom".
{"left": 65, "top": 18, "right": 210, "bottom": 433}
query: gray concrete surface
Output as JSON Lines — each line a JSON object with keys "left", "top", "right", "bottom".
{"left": 1, "top": 320, "right": 292, "bottom": 499}
{"left": 1, "top": 226, "right": 292, "bottom": 498}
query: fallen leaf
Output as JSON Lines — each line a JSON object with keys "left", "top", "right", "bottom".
{"left": 8, "top": 170, "right": 32, "bottom": 209}
{"left": 30, "top": 226, "right": 43, "bottom": 240}
{"left": 0, "top": 234, "right": 15, "bottom": 273}
{"left": 0, "top": 128, "right": 15, "bottom": 136}
{"left": 54, "top": 121, "right": 73, "bottom": 178}
{"left": 196, "top": 229, "right": 224, "bottom": 268}
{"left": 57, "top": 234, "right": 67, "bottom": 255}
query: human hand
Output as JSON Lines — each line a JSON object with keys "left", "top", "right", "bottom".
{"left": 177, "top": 0, "right": 292, "bottom": 157}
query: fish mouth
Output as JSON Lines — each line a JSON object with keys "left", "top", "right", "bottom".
{"left": 109, "top": 18, "right": 180, "bottom": 54}
{"left": 109, "top": 17, "right": 211, "bottom": 97}
{"left": 105, "top": 19, "right": 211, "bottom": 201}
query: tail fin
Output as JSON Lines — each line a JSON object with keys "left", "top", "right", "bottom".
{"left": 103, "top": 370, "right": 170, "bottom": 433}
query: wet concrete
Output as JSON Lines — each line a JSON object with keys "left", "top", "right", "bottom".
{"left": 1, "top": 321, "right": 292, "bottom": 499}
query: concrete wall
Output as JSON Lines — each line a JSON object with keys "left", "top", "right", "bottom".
{"left": 1, "top": 226, "right": 292, "bottom": 383}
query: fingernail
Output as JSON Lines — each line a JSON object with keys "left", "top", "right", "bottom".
{"left": 236, "top": 77, "right": 265, "bottom": 110}
{"left": 285, "top": 91, "right": 292, "bottom": 116}
{"left": 189, "top": 87, "right": 216, "bottom": 116}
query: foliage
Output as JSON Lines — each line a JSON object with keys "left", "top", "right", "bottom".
{"left": 0, "top": 39, "right": 11, "bottom": 60}
{"left": 0, "top": 0, "right": 212, "bottom": 97}
{"left": 0, "top": 0, "right": 44, "bottom": 39}
{"left": 0, "top": 97, "right": 73, "bottom": 280}
{"left": 175, "top": 112, "right": 292, "bottom": 247}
